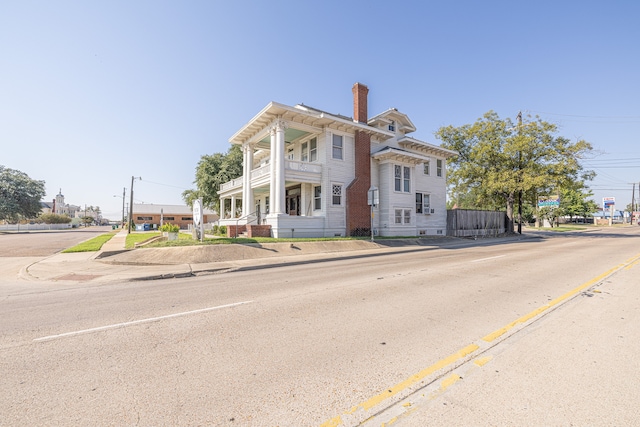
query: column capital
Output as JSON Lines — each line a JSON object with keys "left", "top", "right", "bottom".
{"left": 270, "top": 119, "right": 288, "bottom": 134}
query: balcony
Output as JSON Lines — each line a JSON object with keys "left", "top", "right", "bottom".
{"left": 219, "top": 161, "right": 322, "bottom": 194}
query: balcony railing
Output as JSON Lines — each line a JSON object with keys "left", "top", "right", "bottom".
{"left": 219, "top": 161, "right": 322, "bottom": 193}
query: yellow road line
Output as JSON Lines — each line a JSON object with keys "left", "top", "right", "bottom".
{"left": 321, "top": 253, "right": 640, "bottom": 426}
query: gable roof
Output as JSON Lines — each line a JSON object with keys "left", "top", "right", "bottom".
{"left": 368, "top": 108, "right": 417, "bottom": 134}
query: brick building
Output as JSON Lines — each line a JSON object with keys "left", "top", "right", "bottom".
{"left": 132, "top": 204, "right": 218, "bottom": 230}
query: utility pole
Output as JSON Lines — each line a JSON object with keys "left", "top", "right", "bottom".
{"left": 632, "top": 183, "right": 636, "bottom": 225}
{"left": 128, "top": 176, "right": 141, "bottom": 234}
{"left": 517, "top": 111, "right": 523, "bottom": 234}
{"left": 121, "top": 187, "right": 126, "bottom": 228}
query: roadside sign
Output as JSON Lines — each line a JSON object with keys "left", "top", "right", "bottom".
{"left": 193, "top": 199, "right": 202, "bottom": 225}
{"left": 538, "top": 195, "right": 560, "bottom": 208}
{"left": 603, "top": 197, "right": 615, "bottom": 209}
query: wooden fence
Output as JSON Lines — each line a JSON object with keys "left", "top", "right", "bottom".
{"left": 447, "top": 209, "right": 506, "bottom": 237}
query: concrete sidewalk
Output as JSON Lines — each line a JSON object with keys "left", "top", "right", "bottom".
{"left": 20, "top": 232, "right": 534, "bottom": 285}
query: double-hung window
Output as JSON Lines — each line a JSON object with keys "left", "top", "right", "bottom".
{"left": 394, "top": 209, "right": 411, "bottom": 224}
{"left": 314, "top": 186, "right": 321, "bottom": 210}
{"left": 394, "top": 165, "right": 411, "bottom": 193}
{"left": 436, "top": 159, "right": 443, "bottom": 177}
{"left": 332, "top": 134, "right": 343, "bottom": 160}
{"left": 309, "top": 138, "right": 317, "bottom": 162}
{"left": 423, "top": 161, "right": 430, "bottom": 176}
{"left": 416, "top": 193, "right": 431, "bottom": 214}
{"left": 301, "top": 141, "right": 308, "bottom": 162}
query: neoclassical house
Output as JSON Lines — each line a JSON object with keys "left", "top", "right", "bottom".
{"left": 218, "top": 83, "right": 456, "bottom": 238}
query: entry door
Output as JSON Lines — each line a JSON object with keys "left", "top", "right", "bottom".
{"left": 286, "top": 187, "right": 301, "bottom": 216}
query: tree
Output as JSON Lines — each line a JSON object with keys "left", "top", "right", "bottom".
{"left": 436, "top": 111, "right": 594, "bottom": 233}
{"left": 182, "top": 144, "right": 243, "bottom": 213}
{"left": 0, "top": 166, "right": 46, "bottom": 222}
{"left": 558, "top": 188, "right": 598, "bottom": 222}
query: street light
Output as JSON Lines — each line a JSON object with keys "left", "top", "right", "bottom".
{"left": 113, "top": 187, "right": 126, "bottom": 228}
{"left": 128, "top": 177, "right": 142, "bottom": 234}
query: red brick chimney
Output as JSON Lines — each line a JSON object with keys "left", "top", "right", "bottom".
{"left": 352, "top": 82, "right": 368, "bottom": 123}
{"left": 346, "top": 83, "right": 372, "bottom": 236}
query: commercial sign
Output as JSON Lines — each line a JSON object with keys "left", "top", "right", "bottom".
{"left": 602, "top": 197, "right": 615, "bottom": 209}
{"left": 538, "top": 195, "right": 560, "bottom": 208}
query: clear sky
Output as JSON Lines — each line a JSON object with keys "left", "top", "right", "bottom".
{"left": 2, "top": 1, "right": 639, "bottom": 220}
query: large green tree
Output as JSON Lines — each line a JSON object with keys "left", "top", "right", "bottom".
{"left": 182, "top": 144, "right": 243, "bottom": 212}
{"left": 0, "top": 166, "right": 46, "bottom": 222}
{"left": 436, "top": 112, "right": 594, "bottom": 233}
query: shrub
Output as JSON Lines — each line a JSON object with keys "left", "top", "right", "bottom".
{"left": 158, "top": 223, "right": 180, "bottom": 233}
{"left": 218, "top": 225, "right": 227, "bottom": 236}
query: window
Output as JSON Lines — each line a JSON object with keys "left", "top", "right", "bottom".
{"left": 404, "top": 166, "right": 410, "bottom": 192}
{"left": 436, "top": 159, "right": 443, "bottom": 177}
{"left": 314, "top": 186, "right": 321, "bottom": 210}
{"left": 181, "top": 217, "right": 192, "bottom": 221}
{"left": 265, "top": 196, "right": 270, "bottom": 214}
{"left": 301, "top": 142, "right": 308, "bottom": 162}
{"left": 394, "top": 165, "right": 411, "bottom": 193}
{"left": 309, "top": 138, "right": 317, "bottom": 162}
{"left": 287, "top": 147, "right": 294, "bottom": 160}
{"left": 164, "top": 216, "right": 175, "bottom": 221}
{"left": 137, "top": 216, "right": 152, "bottom": 221}
{"left": 416, "top": 193, "right": 431, "bottom": 214}
{"left": 423, "top": 161, "right": 430, "bottom": 176}
{"left": 389, "top": 120, "right": 395, "bottom": 132}
{"left": 394, "top": 209, "right": 411, "bottom": 224}
{"left": 332, "top": 134, "right": 343, "bottom": 160}
{"left": 332, "top": 184, "right": 342, "bottom": 206}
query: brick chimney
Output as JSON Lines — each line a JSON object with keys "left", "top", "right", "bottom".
{"left": 352, "top": 82, "right": 368, "bottom": 123}
{"left": 346, "top": 83, "right": 372, "bottom": 236}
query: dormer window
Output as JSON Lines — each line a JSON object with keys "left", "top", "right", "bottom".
{"left": 389, "top": 120, "right": 395, "bottom": 132}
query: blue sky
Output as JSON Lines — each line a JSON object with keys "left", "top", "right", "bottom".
{"left": 2, "top": 1, "right": 639, "bottom": 220}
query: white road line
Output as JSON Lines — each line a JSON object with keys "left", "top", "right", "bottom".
{"left": 470, "top": 255, "right": 506, "bottom": 263}
{"left": 33, "top": 300, "right": 253, "bottom": 342}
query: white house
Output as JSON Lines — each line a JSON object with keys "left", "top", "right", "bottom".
{"left": 218, "top": 83, "right": 457, "bottom": 238}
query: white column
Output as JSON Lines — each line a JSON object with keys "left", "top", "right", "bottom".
{"left": 247, "top": 144, "right": 254, "bottom": 216}
{"left": 274, "top": 119, "right": 286, "bottom": 214}
{"left": 269, "top": 127, "right": 276, "bottom": 215}
{"left": 219, "top": 197, "right": 225, "bottom": 218}
{"left": 241, "top": 143, "right": 254, "bottom": 217}
{"left": 230, "top": 195, "right": 237, "bottom": 218}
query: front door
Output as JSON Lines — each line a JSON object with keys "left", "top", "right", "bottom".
{"left": 286, "top": 186, "right": 301, "bottom": 216}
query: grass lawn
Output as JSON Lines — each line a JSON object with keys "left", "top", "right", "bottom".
{"left": 125, "top": 232, "right": 162, "bottom": 249}
{"left": 62, "top": 231, "right": 116, "bottom": 253}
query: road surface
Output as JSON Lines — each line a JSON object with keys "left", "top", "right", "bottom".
{"left": 1, "top": 227, "right": 639, "bottom": 426}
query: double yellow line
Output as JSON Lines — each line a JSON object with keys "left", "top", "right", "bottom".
{"left": 322, "top": 253, "right": 640, "bottom": 427}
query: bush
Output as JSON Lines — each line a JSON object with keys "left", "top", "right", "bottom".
{"left": 158, "top": 223, "right": 180, "bottom": 233}
{"left": 218, "top": 225, "right": 227, "bottom": 236}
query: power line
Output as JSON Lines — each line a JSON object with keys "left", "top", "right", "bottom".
{"left": 528, "top": 110, "right": 640, "bottom": 120}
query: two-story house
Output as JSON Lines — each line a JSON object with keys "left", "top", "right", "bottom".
{"left": 218, "top": 83, "right": 457, "bottom": 238}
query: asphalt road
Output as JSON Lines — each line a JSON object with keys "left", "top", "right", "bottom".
{"left": 0, "top": 225, "right": 113, "bottom": 256}
{"left": 1, "top": 227, "right": 639, "bottom": 426}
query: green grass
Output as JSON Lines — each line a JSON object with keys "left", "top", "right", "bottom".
{"left": 62, "top": 232, "right": 116, "bottom": 253}
{"left": 125, "top": 232, "right": 162, "bottom": 249}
